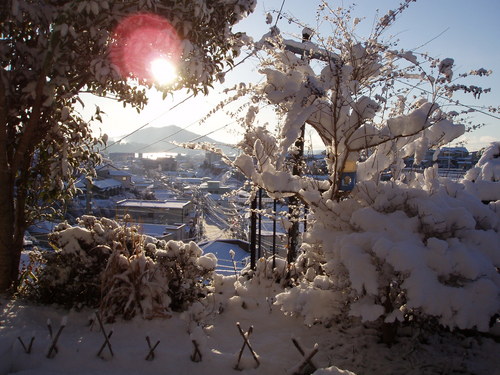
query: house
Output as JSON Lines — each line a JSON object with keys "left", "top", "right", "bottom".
{"left": 141, "top": 156, "right": 177, "bottom": 171}
{"left": 96, "top": 164, "right": 134, "bottom": 190}
{"left": 404, "top": 147, "right": 474, "bottom": 170}
{"left": 199, "top": 180, "right": 233, "bottom": 195}
{"left": 131, "top": 176, "right": 154, "bottom": 192}
{"left": 108, "top": 152, "right": 135, "bottom": 163}
{"left": 115, "top": 199, "right": 194, "bottom": 225}
{"left": 132, "top": 222, "right": 188, "bottom": 241}
{"left": 92, "top": 178, "right": 123, "bottom": 198}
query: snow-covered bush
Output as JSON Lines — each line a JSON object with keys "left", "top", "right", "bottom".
{"left": 25, "top": 216, "right": 125, "bottom": 308}
{"left": 276, "top": 170, "right": 500, "bottom": 333}
{"left": 24, "top": 216, "right": 217, "bottom": 320}
{"left": 240, "top": 255, "right": 296, "bottom": 287}
{"left": 183, "top": 256, "right": 295, "bottom": 321}
{"left": 150, "top": 240, "right": 217, "bottom": 312}
{"left": 100, "top": 238, "right": 217, "bottom": 321}
{"left": 99, "top": 247, "right": 171, "bottom": 321}
{"left": 212, "top": 2, "right": 499, "bottom": 341}
{"left": 463, "top": 142, "right": 500, "bottom": 204}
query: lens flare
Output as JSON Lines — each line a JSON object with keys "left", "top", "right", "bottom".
{"left": 150, "top": 58, "right": 177, "bottom": 85}
{"left": 110, "top": 13, "right": 181, "bottom": 84}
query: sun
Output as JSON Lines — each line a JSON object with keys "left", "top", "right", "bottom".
{"left": 150, "top": 58, "right": 177, "bottom": 85}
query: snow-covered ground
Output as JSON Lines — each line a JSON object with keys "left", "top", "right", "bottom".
{"left": 1, "top": 274, "right": 499, "bottom": 375}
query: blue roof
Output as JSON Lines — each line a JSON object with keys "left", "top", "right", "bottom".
{"left": 199, "top": 239, "right": 250, "bottom": 275}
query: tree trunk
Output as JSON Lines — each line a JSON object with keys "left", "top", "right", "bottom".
{"left": 381, "top": 286, "right": 399, "bottom": 346}
{"left": 11, "top": 183, "right": 28, "bottom": 290}
{"left": 0, "top": 169, "right": 15, "bottom": 293}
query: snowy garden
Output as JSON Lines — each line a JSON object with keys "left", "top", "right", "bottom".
{"left": 1, "top": 0, "right": 500, "bottom": 374}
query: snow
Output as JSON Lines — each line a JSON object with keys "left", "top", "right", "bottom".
{"left": 2, "top": 273, "right": 499, "bottom": 375}
{"left": 463, "top": 142, "right": 500, "bottom": 201}
{"left": 3, "top": 4, "right": 500, "bottom": 374}
{"left": 4, "top": 153, "right": 500, "bottom": 375}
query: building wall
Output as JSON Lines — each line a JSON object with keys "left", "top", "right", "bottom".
{"left": 115, "top": 200, "right": 194, "bottom": 225}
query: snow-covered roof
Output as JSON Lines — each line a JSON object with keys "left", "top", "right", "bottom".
{"left": 116, "top": 199, "right": 190, "bottom": 209}
{"left": 132, "top": 223, "right": 182, "bottom": 237}
{"left": 93, "top": 179, "right": 123, "bottom": 191}
{"left": 199, "top": 239, "right": 249, "bottom": 262}
{"left": 131, "top": 176, "right": 154, "bottom": 183}
{"left": 108, "top": 170, "right": 132, "bottom": 177}
{"left": 441, "top": 146, "right": 469, "bottom": 153}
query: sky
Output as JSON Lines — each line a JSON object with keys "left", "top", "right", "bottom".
{"left": 84, "top": 0, "right": 500, "bottom": 152}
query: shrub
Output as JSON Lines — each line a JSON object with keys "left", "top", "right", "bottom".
{"left": 22, "top": 216, "right": 217, "bottom": 321}
{"left": 275, "top": 172, "right": 500, "bottom": 341}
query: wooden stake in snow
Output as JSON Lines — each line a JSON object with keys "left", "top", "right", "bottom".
{"left": 290, "top": 338, "right": 319, "bottom": 375}
{"left": 190, "top": 339, "right": 202, "bottom": 362}
{"left": 46, "top": 316, "right": 67, "bottom": 359}
{"left": 235, "top": 322, "right": 260, "bottom": 370}
{"left": 95, "top": 312, "right": 114, "bottom": 358}
{"left": 17, "top": 336, "right": 35, "bottom": 354}
{"left": 145, "top": 336, "right": 160, "bottom": 361}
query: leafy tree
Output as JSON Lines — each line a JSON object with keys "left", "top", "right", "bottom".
{"left": 0, "top": 0, "right": 255, "bottom": 292}
{"left": 216, "top": 2, "right": 499, "bottom": 341}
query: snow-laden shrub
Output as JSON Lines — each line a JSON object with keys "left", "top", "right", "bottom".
{"left": 100, "top": 238, "right": 217, "bottom": 321}
{"left": 99, "top": 248, "right": 171, "bottom": 321}
{"left": 276, "top": 170, "right": 500, "bottom": 334}
{"left": 240, "top": 255, "right": 295, "bottom": 287}
{"left": 225, "top": 256, "right": 297, "bottom": 311}
{"left": 150, "top": 240, "right": 217, "bottom": 312}
{"left": 24, "top": 216, "right": 216, "bottom": 320}
{"left": 463, "top": 141, "right": 500, "bottom": 203}
{"left": 186, "top": 256, "right": 296, "bottom": 318}
{"left": 25, "top": 216, "right": 124, "bottom": 308}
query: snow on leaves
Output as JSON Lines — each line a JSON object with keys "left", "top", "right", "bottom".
{"left": 224, "top": 3, "right": 499, "bottom": 336}
{"left": 27, "top": 216, "right": 217, "bottom": 321}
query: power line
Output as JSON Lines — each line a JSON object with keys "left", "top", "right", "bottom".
{"left": 395, "top": 79, "right": 500, "bottom": 121}
{"left": 274, "top": 0, "right": 287, "bottom": 27}
{"left": 132, "top": 117, "right": 202, "bottom": 153}
{"left": 103, "top": 93, "right": 195, "bottom": 150}
{"left": 106, "top": 50, "right": 258, "bottom": 153}
{"left": 142, "top": 120, "right": 239, "bottom": 154}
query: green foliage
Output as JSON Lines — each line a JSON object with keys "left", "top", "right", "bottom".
{"left": 0, "top": 0, "right": 255, "bottom": 291}
{"left": 25, "top": 247, "right": 110, "bottom": 309}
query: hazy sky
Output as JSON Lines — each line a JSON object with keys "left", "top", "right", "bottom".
{"left": 85, "top": 0, "right": 500, "bottom": 152}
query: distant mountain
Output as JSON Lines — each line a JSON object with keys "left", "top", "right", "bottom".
{"left": 105, "top": 125, "right": 238, "bottom": 156}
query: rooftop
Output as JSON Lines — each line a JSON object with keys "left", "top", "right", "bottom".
{"left": 93, "top": 179, "right": 122, "bottom": 190}
{"left": 116, "top": 199, "right": 190, "bottom": 209}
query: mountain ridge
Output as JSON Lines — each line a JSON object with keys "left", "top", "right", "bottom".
{"left": 105, "top": 125, "right": 237, "bottom": 155}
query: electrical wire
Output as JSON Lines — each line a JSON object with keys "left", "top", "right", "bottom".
{"left": 106, "top": 49, "right": 258, "bottom": 152}
{"left": 274, "top": 0, "right": 287, "bottom": 27}
{"left": 133, "top": 119, "right": 239, "bottom": 154}
{"left": 103, "top": 94, "right": 195, "bottom": 150}
{"left": 395, "top": 79, "right": 500, "bottom": 121}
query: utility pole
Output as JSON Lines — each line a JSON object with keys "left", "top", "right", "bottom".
{"left": 249, "top": 192, "right": 257, "bottom": 270}
{"left": 286, "top": 125, "right": 305, "bottom": 263}
{"left": 258, "top": 188, "right": 262, "bottom": 259}
{"left": 85, "top": 177, "right": 92, "bottom": 214}
{"left": 285, "top": 27, "right": 315, "bottom": 263}
{"left": 259, "top": 25, "right": 338, "bottom": 264}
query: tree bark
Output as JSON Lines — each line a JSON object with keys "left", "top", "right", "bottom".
{"left": 0, "top": 169, "right": 15, "bottom": 292}
{"left": 0, "top": 50, "right": 47, "bottom": 292}
{"left": 0, "top": 67, "right": 16, "bottom": 293}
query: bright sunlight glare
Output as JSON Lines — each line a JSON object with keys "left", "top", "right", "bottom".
{"left": 150, "top": 58, "right": 177, "bottom": 85}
